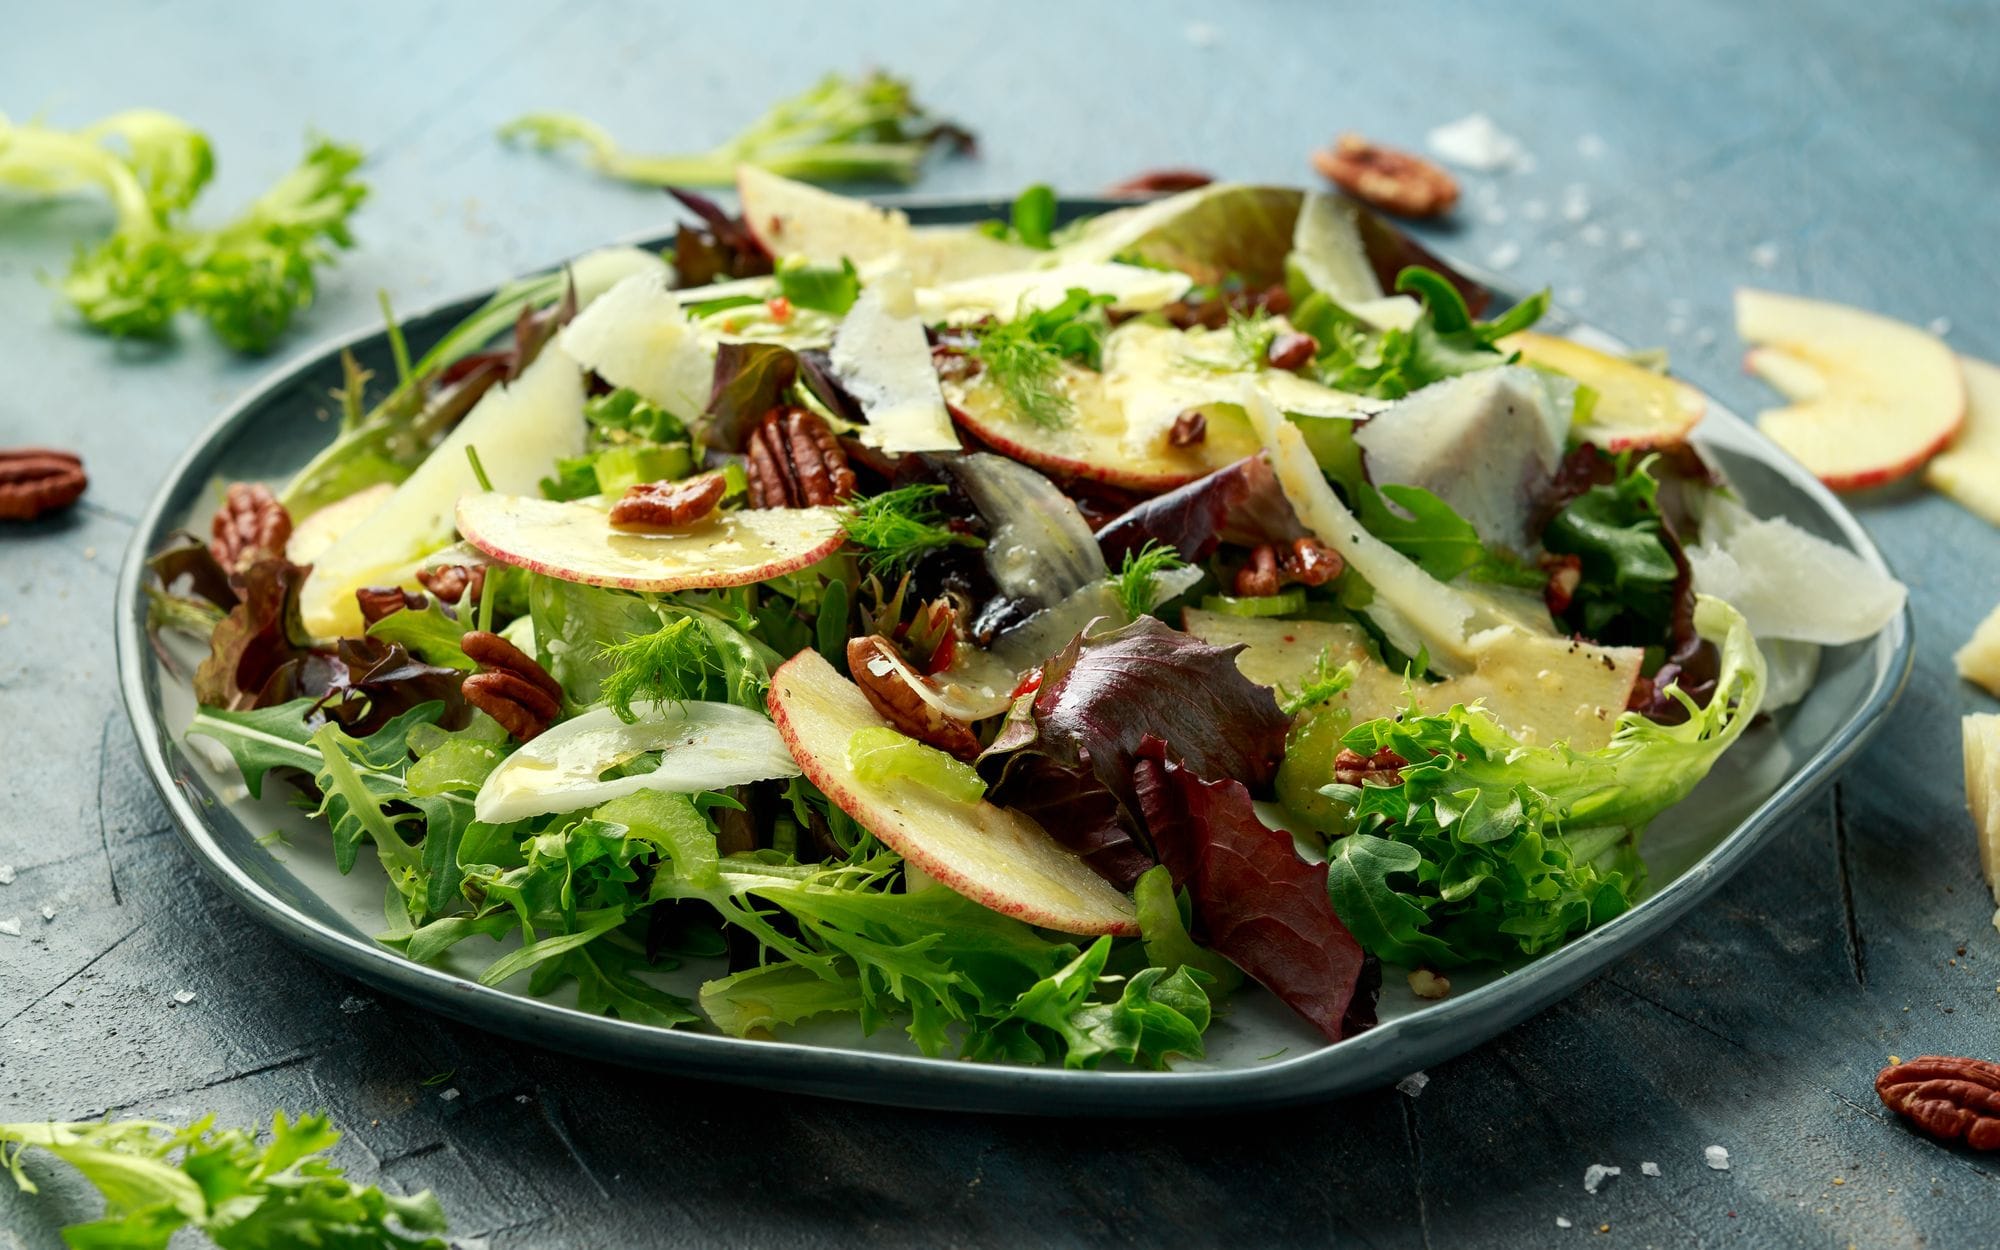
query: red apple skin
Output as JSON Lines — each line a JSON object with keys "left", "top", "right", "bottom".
{"left": 766, "top": 651, "right": 1140, "bottom": 937}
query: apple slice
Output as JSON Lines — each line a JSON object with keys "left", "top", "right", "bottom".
{"left": 285, "top": 482, "right": 393, "bottom": 565}
{"left": 1926, "top": 355, "right": 2000, "bottom": 527}
{"left": 299, "top": 344, "right": 587, "bottom": 638}
{"left": 1182, "top": 608, "right": 1641, "bottom": 751}
{"left": 1963, "top": 713, "right": 2000, "bottom": 907}
{"left": 456, "top": 492, "right": 845, "bottom": 592}
{"left": 767, "top": 650, "right": 1138, "bottom": 936}
{"left": 1957, "top": 600, "right": 2000, "bottom": 698}
{"left": 945, "top": 358, "right": 1262, "bottom": 492}
{"left": 1502, "top": 331, "right": 1707, "bottom": 449}
{"left": 1735, "top": 288, "right": 1966, "bottom": 490}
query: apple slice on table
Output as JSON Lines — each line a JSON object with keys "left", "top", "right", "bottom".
{"left": 456, "top": 493, "right": 845, "bottom": 592}
{"left": 1926, "top": 355, "right": 2000, "bottom": 527}
{"left": 1502, "top": 331, "right": 1707, "bottom": 450}
{"left": 1735, "top": 288, "right": 1966, "bottom": 490}
{"left": 298, "top": 345, "right": 588, "bottom": 638}
{"left": 767, "top": 650, "right": 1139, "bottom": 936}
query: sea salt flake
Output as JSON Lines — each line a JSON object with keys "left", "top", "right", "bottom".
{"left": 0, "top": 918, "right": 19, "bottom": 937}
{"left": 1486, "top": 242, "right": 1522, "bottom": 271}
{"left": 0, "top": 865, "right": 15, "bottom": 886}
{"left": 1578, "top": 133, "right": 1608, "bottom": 159}
{"left": 1583, "top": 1164, "right": 1622, "bottom": 1194}
{"left": 1749, "top": 242, "right": 1780, "bottom": 270}
{"left": 1559, "top": 286, "right": 1587, "bottom": 308}
{"left": 1641, "top": 1161, "right": 1661, "bottom": 1177}
{"left": 1183, "top": 21, "right": 1219, "bottom": 48}
{"left": 339, "top": 996, "right": 370, "bottom": 1014}
{"left": 1619, "top": 229, "right": 1646, "bottom": 251}
{"left": 1395, "top": 1071, "right": 1430, "bottom": 1097}
{"left": 1704, "top": 1145, "right": 1731, "bottom": 1171}
{"left": 514, "top": 1094, "right": 532, "bottom": 1105}
{"left": 1481, "top": 204, "right": 1509, "bottom": 225}
{"left": 173, "top": 990, "right": 196, "bottom": 1004}
{"left": 1560, "top": 184, "right": 1592, "bottom": 223}
{"left": 39, "top": 905, "right": 54, "bottom": 922}
{"left": 438, "top": 1088, "right": 461, "bottom": 1102}
{"left": 1928, "top": 316, "right": 1952, "bottom": 337}
{"left": 1427, "top": 113, "right": 1525, "bottom": 172}
{"left": 1665, "top": 316, "right": 1691, "bottom": 337}
{"left": 1555, "top": 1216, "right": 1573, "bottom": 1229}
{"left": 1580, "top": 224, "right": 1608, "bottom": 248}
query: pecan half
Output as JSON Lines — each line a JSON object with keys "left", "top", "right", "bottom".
{"left": 1233, "top": 537, "right": 1345, "bottom": 597}
{"left": 746, "top": 407, "right": 856, "bottom": 509}
{"left": 0, "top": 448, "right": 87, "bottom": 521}
{"left": 415, "top": 563, "right": 485, "bottom": 606}
{"left": 356, "top": 586, "right": 427, "bottom": 627}
{"left": 1311, "top": 133, "right": 1459, "bottom": 219}
{"left": 1168, "top": 410, "right": 1208, "bottom": 448}
{"left": 1105, "top": 168, "right": 1215, "bottom": 196}
{"left": 209, "top": 482, "right": 292, "bottom": 572}
{"left": 1265, "top": 331, "right": 1319, "bottom": 372}
{"left": 1334, "top": 747, "right": 1408, "bottom": 788}
{"left": 1541, "top": 553, "right": 1583, "bottom": 616}
{"left": 1876, "top": 1056, "right": 2000, "bottom": 1150}
{"left": 610, "top": 473, "right": 727, "bottom": 531}
{"left": 847, "top": 635, "right": 981, "bottom": 760}
{"left": 461, "top": 629, "right": 565, "bottom": 740}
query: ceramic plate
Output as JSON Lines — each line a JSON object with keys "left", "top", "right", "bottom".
{"left": 116, "top": 198, "right": 1913, "bottom": 1116}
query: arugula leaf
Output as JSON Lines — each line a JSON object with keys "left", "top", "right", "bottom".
{"left": 978, "top": 183, "right": 1058, "bottom": 248}
{"left": 0, "top": 1113, "right": 448, "bottom": 1248}
{"left": 500, "top": 71, "right": 973, "bottom": 186}
{"left": 842, "top": 484, "right": 986, "bottom": 574}
{"left": 774, "top": 256, "right": 861, "bottom": 315}
{"left": 0, "top": 111, "right": 367, "bottom": 352}
{"left": 1542, "top": 452, "right": 1681, "bottom": 640}
{"left": 1323, "top": 595, "right": 1765, "bottom": 966}
{"left": 1351, "top": 483, "right": 1545, "bottom": 588}
{"left": 969, "top": 288, "right": 1115, "bottom": 428}
{"left": 1111, "top": 541, "right": 1188, "bottom": 619}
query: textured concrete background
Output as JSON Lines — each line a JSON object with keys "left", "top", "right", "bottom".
{"left": 3, "top": 1, "right": 1997, "bottom": 1245}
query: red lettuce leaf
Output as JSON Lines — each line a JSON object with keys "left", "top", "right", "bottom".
{"left": 312, "top": 637, "right": 470, "bottom": 735}
{"left": 704, "top": 341, "right": 798, "bottom": 451}
{"left": 666, "top": 187, "right": 774, "bottom": 287}
{"left": 147, "top": 532, "right": 239, "bottom": 611}
{"left": 989, "top": 753, "right": 1156, "bottom": 890}
{"left": 1095, "top": 454, "right": 1303, "bottom": 565}
{"left": 1133, "top": 739, "right": 1378, "bottom": 1040}
{"left": 194, "top": 557, "right": 318, "bottom": 710}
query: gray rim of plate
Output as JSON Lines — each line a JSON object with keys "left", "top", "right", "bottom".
{"left": 115, "top": 195, "right": 1915, "bottom": 1117}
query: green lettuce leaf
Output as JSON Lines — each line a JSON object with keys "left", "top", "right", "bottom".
{"left": 1323, "top": 595, "right": 1765, "bottom": 966}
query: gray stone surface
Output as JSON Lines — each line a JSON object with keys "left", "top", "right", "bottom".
{"left": 2, "top": 1, "right": 1997, "bottom": 1245}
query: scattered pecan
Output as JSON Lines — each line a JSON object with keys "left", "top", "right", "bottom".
{"left": 847, "top": 635, "right": 981, "bottom": 760}
{"left": 746, "top": 407, "right": 856, "bottom": 509}
{"left": 356, "top": 586, "right": 427, "bottom": 627}
{"left": 1407, "top": 969, "right": 1452, "bottom": 1000}
{"left": 0, "top": 448, "right": 87, "bottom": 521}
{"left": 415, "top": 563, "right": 485, "bottom": 606}
{"left": 1333, "top": 747, "right": 1408, "bottom": 788}
{"left": 1158, "top": 283, "right": 1291, "bottom": 331}
{"left": 1311, "top": 133, "right": 1459, "bottom": 219}
{"left": 1233, "top": 537, "right": 1345, "bottom": 596}
{"left": 609, "top": 473, "right": 726, "bottom": 531}
{"left": 1265, "top": 331, "right": 1319, "bottom": 372}
{"left": 209, "top": 482, "right": 292, "bottom": 572}
{"left": 1876, "top": 1056, "right": 2000, "bottom": 1151}
{"left": 461, "top": 629, "right": 564, "bottom": 741}
{"left": 1105, "top": 168, "right": 1215, "bottom": 196}
{"left": 1541, "top": 553, "right": 1583, "bottom": 616}
{"left": 1168, "top": 410, "right": 1208, "bottom": 448}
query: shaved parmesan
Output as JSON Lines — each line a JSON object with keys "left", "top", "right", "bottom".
{"left": 1685, "top": 499, "right": 1906, "bottom": 645}
{"left": 558, "top": 272, "right": 713, "bottom": 419}
{"left": 475, "top": 703, "right": 799, "bottom": 824}
{"left": 917, "top": 263, "right": 1192, "bottom": 325}
{"left": 829, "top": 273, "right": 958, "bottom": 452}
{"left": 1354, "top": 366, "right": 1572, "bottom": 553}
{"left": 1954, "top": 599, "right": 2000, "bottom": 696}
{"left": 1291, "top": 192, "right": 1381, "bottom": 304}
{"left": 1964, "top": 714, "right": 2000, "bottom": 906}
{"left": 738, "top": 165, "right": 910, "bottom": 269}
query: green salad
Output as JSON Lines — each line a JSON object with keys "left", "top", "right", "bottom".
{"left": 148, "top": 171, "right": 1907, "bottom": 1068}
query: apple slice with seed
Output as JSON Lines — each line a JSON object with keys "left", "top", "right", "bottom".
{"left": 455, "top": 492, "right": 845, "bottom": 592}
{"left": 1735, "top": 288, "right": 1966, "bottom": 490}
{"left": 767, "top": 650, "right": 1139, "bottom": 936}
{"left": 1502, "top": 331, "right": 1707, "bottom": 449}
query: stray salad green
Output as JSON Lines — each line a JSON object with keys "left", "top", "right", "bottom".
{"left": 148, "top": 170, "right": 1905, "bottom": 1066}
